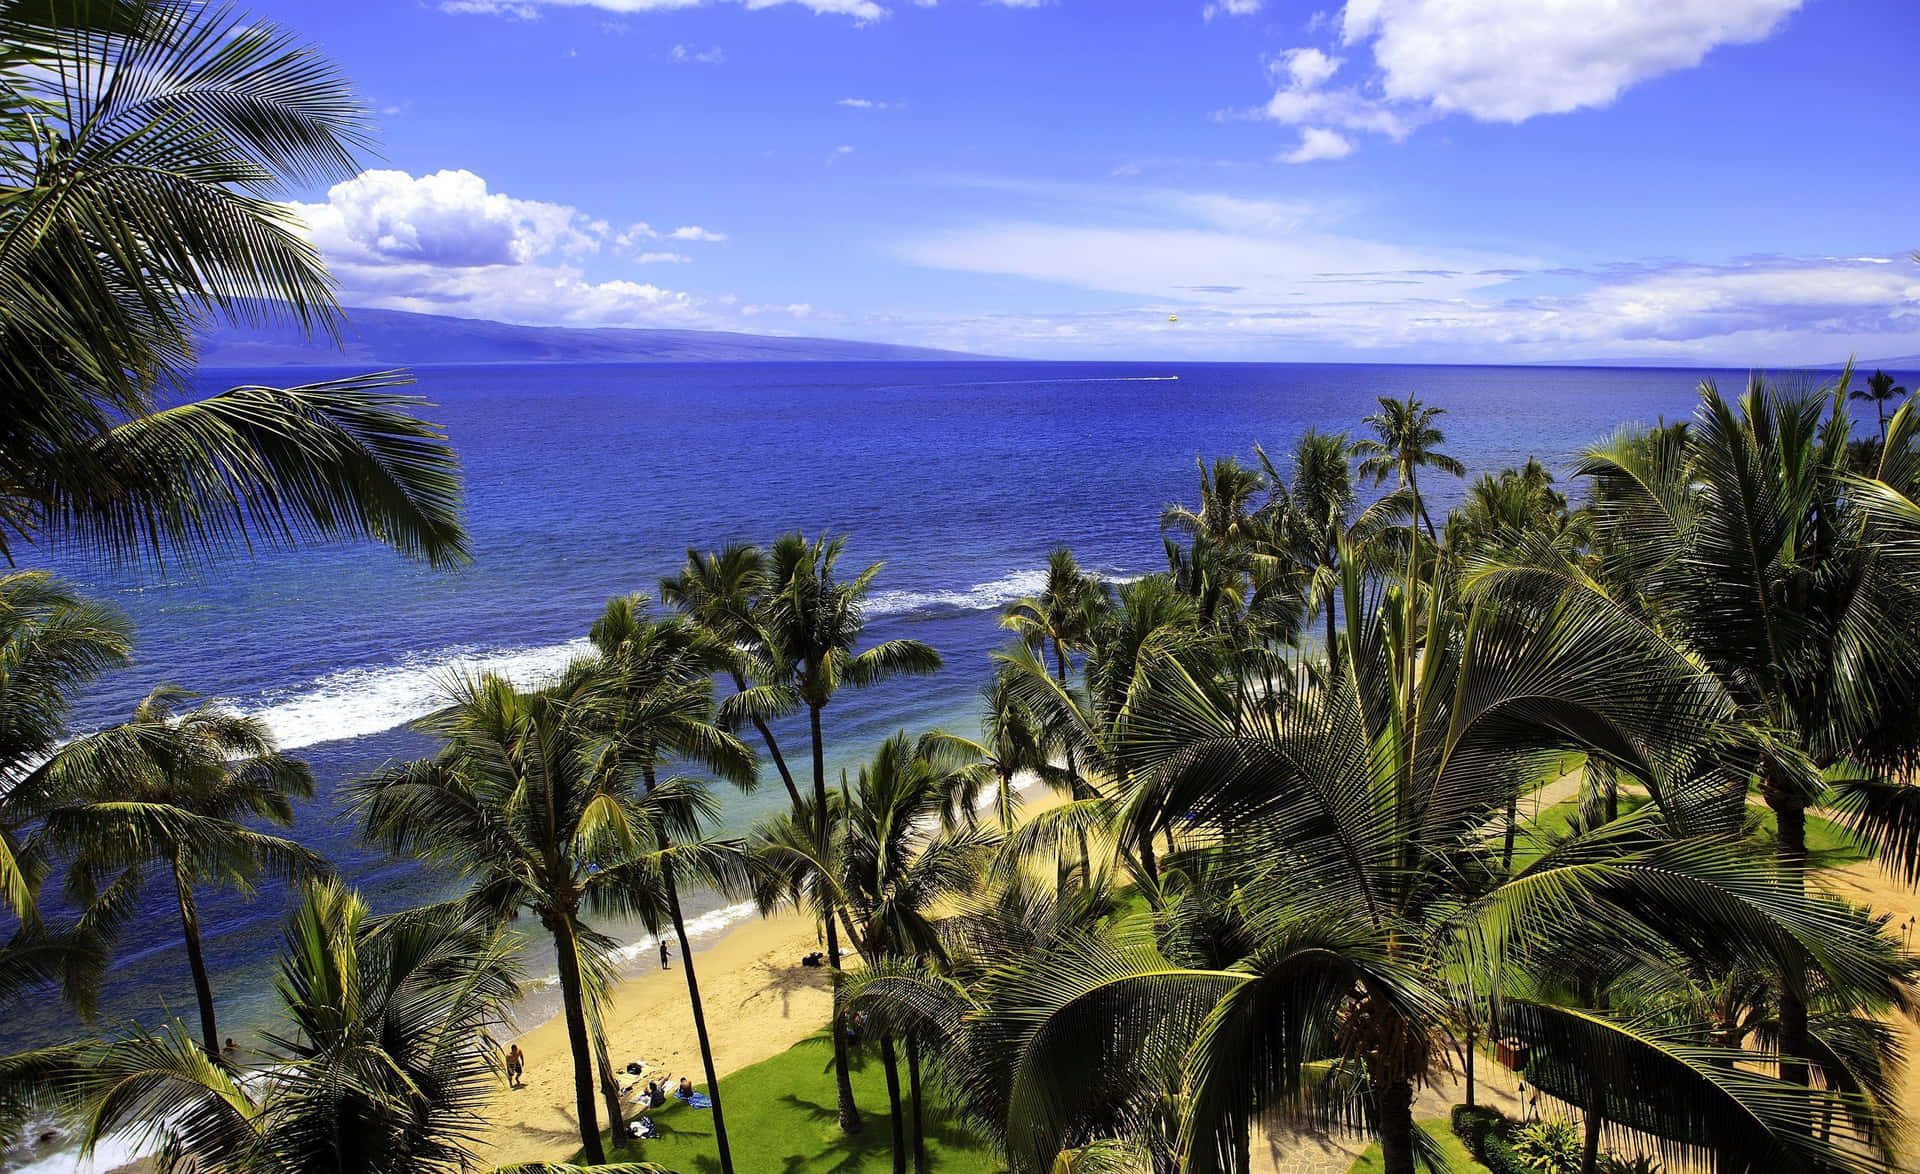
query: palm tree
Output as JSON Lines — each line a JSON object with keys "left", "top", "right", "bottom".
{"left": 1001, "top": 548, "right": 1104, "bottom": 690}
{"left": 584, "top": 594, "right": 756, "bottom": 1174}
{"left": 956, "top": 555, "right": 1910, "bottom": 1174}
{"left": 1254, "top": 430, "right": 1408, "bottom": 666}
{"left": 1160, "top": 457, "right": 1266, "bottom": 550}
{"left": 1478, "top": 378, "right": 1920, "bottom": 1093}
{"left": 1851, "top": 369, "right": 1908, "bottom": 441}
{"left": 351, "top": 672, "right": 653, "bottom": 1164}
{"left": 732, "top": 531, "right": 943, "bottom": 1134}
{"left": 661, "top": 544, "right": 806, "bottom": 811}
{"left": 0, "top": 573, "right": 133, "bottom": 924}
{"left": 1352, "top": 393, "right": 1466, "bottom": 541}
{"left": 41, "top": 688, "right": 326, "bottom": 1058}
{"left": 761, "top": 732, "right": 995, "bottom": 1174}
{"left": 41, "top": 880, "right": 652, "bottom": 1174}
{"left": 0, "top": 0, "right": 468, "bottom": 570}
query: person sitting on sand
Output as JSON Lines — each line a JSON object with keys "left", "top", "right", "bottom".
{"left": 506, "top": 1044, "right": 525, "bottom": 1089}
{"left": 676, "top": 1077, "right": 695, "bottom": 1100}
{"left": 644, "top": 1079, "right": 668, "bottom": 1109}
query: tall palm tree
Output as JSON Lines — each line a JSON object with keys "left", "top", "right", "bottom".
{"left": 41, "top": 688, "right": 325, "bottom": 1057}
{"left": 1851, "top": 369, "right": 1908, "bottom": 441}
{"left": 1254, "top": 430, "right": 1408, "bottom": 666}
{"left": 661, "top": 544, "right": 806, "bottom": 811}
{"left": 584, "top": 594, "right": 756, "bottom": 1174}
{"left": 760, "top": 732, "right": 996, "bottom": 1174}
{"left": 351, "top": 672, "right": 658, "bottom": 1164}
{"left": 0, "top": 0, "right": 468, "bottom": 570}
{"left": 38, "top": 880, "right": 650, "bottom": 1174}
{"left": 1478, "top": 378, "right": 1920, "bottom": 1092}
{"left": 732, "top": 531, "right": 943, "bottom": 1134}
{"left": 1352, "top": 393, "right": 1465, "bottom": 541}
{"left": 1001, "top": 548, "right": 1104, "bottom": 690}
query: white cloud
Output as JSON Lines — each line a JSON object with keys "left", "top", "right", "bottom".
{"left": 1250, "top": 0, "right": 1801, "bottom": 157}
{"left": 837, "top": 97, "right": 889, "bottom": 109}
{"left": 1280, "top": 127, "right": 1352, "bottom": 163}
{"left": 893, "top": 184, "right": 1920, "bottom": 362}
{"left": 281, "top": 169, "right": 790, "bottom": 331}
{"left": 1203, "top": 0, "right": 1261, "bottom": 18}
{"left": 291, "top": 169, "right": 603, "bottom": 268}
{"left": 671, "top": 43, "right": 724, "bottom": 63}
{"left": 444, "top": 0, "right": 889, "bottom": 21}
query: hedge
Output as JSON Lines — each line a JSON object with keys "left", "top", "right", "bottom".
{"left": 1450, "top": 1104, "right": 1532, "bottom": 1174}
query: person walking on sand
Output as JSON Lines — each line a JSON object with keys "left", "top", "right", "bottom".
{"left": 659, "top": 938, "right": 671, "bottom": 968}
{"left": 506, "top": 1043, "right": 525, "bottom": 1089}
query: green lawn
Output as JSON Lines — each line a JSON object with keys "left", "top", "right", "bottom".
{"left": 1343, "top": 1120, "right": 1488, "bottom": 1173}
{"left": 1515, "top": 791, "right": 1871, "bottom": 870}
{"left": 572, "top": 1030, "right": 1003, "bottom": 1174}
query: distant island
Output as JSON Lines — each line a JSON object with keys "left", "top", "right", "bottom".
{"left": 196, "top": 306, "right": 984, "bottom": 367}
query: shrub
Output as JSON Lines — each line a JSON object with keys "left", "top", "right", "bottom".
{"left": 1510, "top": 1119, "right": 1582, "bottom": 1173}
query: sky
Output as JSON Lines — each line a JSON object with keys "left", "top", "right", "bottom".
{"left": 257, "top": 0, "right": 1919, "bottom": 363}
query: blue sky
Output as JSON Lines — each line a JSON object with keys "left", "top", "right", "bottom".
{"left": 263, "top": 0, "right": 1919, "bottom": 362}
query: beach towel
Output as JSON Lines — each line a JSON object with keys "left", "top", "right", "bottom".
{"left": 681, "top": 1092, "right": 712, "bottom": 1109}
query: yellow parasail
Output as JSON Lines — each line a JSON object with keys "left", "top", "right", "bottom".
{"left": 1168, "top": 314, "right": 1179, "bottom": 323}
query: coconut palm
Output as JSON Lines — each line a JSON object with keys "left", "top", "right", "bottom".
{"left": 1353, "top": 393, "right": 1466, "bottom": 541}
{"left": 583, "top": 594, "right": 756, "bottom": 1174}
{"left": 1161, "top": 457, "right": 1266, "bottom": 551}
{"left": 1253, "top": 430, "right": 1409, "bottom": 666}
{"left": 730, "top": 530, "right": 943, "bottom": 1134}
{"left": 350, "top": 672, "right": 656, "bottom": 1163}
{"left": 1476, "top": 378, "right": 1920, "bottom": 1091}
{"left": 661, "top": 544, "right": 806, "bottom": 811}
{"left": 1001, "top": 548, "right": 1105, "bottom": 691}
{"left": 969, "top": 553, "right": 1910, "bottom": 1174}
{"left": 1851, "top": 369, "right": 1909, "bottom": 442}
{"left": 39, "top": 880, "right": 654, "bottom": 1174}
{"left": 0, "top": 573, "right": 133, "bottom": 924}
{"left": 39, "top": 688, "right": 325, "bottom": 1057}
{"left": 0, "top": 0, "right": 467, "bottom": 570}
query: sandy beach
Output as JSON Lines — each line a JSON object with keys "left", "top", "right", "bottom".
{"left": 471, "top": 907, "right": 839, "bottom": 1165}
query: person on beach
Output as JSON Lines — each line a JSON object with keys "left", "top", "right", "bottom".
{"left": 505, "top": 1044, "right": 525, "bottom": 1089}
{"left": 659, "top": 939, "right": 671, "bottom": 968}
{"left": 223, "top": 1038, "right": 237, "bottom": 1057}
{"left": 677, "top": 1077, "right": 694, "bottom": 1100}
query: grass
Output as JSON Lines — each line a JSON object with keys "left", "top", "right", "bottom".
{"left": 1514, "top": 789, "right": 1872, "bottom": 870}
{"left": 571, "top": 1029, "right": 1003, "bottom": 1174}
{"left": 1343, "top": 1120, "right": 1488, "bottom": 1173}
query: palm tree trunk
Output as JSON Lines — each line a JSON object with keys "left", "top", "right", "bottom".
{"left": 1464, "top": 1021, "right": 1476, "bottom": 1109}
{"left": 596, "top": 1031, "right": 628, "bottom": 1148}
{"left": 1501, "top": 790, "right": 1519, "bottom": 873}
{"left": 173, "top": 860, "right": 220, "bottom": 1059}
{"left": 733, "top": 669, "right": 804, "bottom": 812}
{"left": 1051, "top": 641, "right": 1091, "bottom": 882}
{"left": 1377, "top": 1077, "right": 1416, "bottom": 1174}
{"left": 1409, "top": 465, "right": 1437, "bottom": 543}
{"left": 1581, "top": 1080, "right": 1604, "bottom": 1174}
{"left": 906, "top": 1033, "right": 928, "bottom": 1174}
{"left": 665, "top": 851, "right": 737, "bottom": 1174}
{"left": 882, "top": 1035, "right": 907, "bottom": 1174}
{"left": 812, "top": 702, "right": 862, "bottom": 1135}
{"left": 1767, "top": 776, "right": 1812, "bottom": 1090}
{"left": 550, "top": 915, "right": 606, "bottom": 1163}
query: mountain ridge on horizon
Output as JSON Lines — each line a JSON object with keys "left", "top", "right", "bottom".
{"left": 196, "top": 306, "right": 987, "bottom": 367}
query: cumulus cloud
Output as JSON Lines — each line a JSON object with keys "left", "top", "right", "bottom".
{"left": 283, "top": 169, "right": 774, "bottom": 330}
{"left": 1249, "top": 0, "right": 1801, "bottom": 157}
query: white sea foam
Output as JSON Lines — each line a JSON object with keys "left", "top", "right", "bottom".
{"left": 865, "top": 568, "right": 1050, "bottom": 617}
{"left": 219, "top": 639, "right": 592, "bottom": 750}
{"left": 220, "top": 567, "right": 1092, "bottom": 751}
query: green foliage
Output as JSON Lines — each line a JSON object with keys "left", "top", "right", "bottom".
{"left": 1508, "top": 1120, "right": 1581, "bottom": 1173}
{"left": 572, "top": 1030, "right": 1002, "bottom": 1174}
{"left": 1344, "top": 1120, "right": 1488, "bottom": 1173}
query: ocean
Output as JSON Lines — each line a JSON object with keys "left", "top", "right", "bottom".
{"left": 0, "top": 357, "right": 1812, "bottom": 1071}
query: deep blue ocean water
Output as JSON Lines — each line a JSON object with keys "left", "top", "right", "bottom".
{"left": 2, "top": 357, "right": 1807, "bottom": 1063}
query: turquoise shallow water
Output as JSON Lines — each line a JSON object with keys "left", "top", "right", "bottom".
{"left": 7, "top": 356, "right": 1836, "bottom": 1059}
